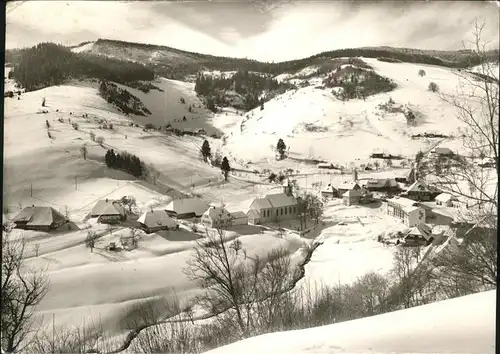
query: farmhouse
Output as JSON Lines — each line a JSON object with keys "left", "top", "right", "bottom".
{"left": 429, "top": 147, "right": 454, "bottom": 157}
{"left": 11, "top": 206, "right": 67, "bottom": 231}
{"left": 321, "top": 184, "right": 338, "bottom": 199}
{"left": 401, "top": 180, "right": 440, "bottom": 201}
{"left": 201, "top": 206, "right": 233, "bottom": 229}
{"left": 403, "top": 223, "right": 434, "bottom": 246}
{"left": 137, "top": 210, "right": 177, "bottom": 233}
{"left": 165, "top": 198, "right": 209, "bottom": 219}
{"left": 230, "top": 211, "right": 249, "bottom": 226}
{"left": 90, "top": 199, "right": 127, "bottom": 223}
{"left": 435, "top": 193, "right": 458, "bottom": 207}
{"left": 363, "top": 178, "right": 400, "bottom": 192}
{"left": 337, "top": 181, "right": 361, "bottom": 196}
{"left": 386, "top": 196, "right": 426, "bottom": 227}
{"left": 343, "top": 189, "right": 362, "bottom": 206}
{"left": 248, "top": 180, "right": 298, "bottom": 224}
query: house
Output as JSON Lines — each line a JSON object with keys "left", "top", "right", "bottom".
{"left": 403, "top": 223, "right": 434, "bottom": 246}
{"left": 137, "top": 210, "right": 177, "bottom": 233}
{"left": 11, "top": 206, "right": 67, "bottom": 231}
{"left": 343, "top": 189, "right": 362, "bottom": 206}
{"left": 429, "top": 147, "right": 454, "bottom": 157}
{"left": 165, "top": 198, "right": 209, "bottom": 219}
{"left": 321, "top": 184, "right": 338, "bottom": 199}
{"left": 337, "top": 181, "right": 361, "bottom": 196}
{"left": 317, "top": 163, "right": 334, "bottom": 169}
{"left": 435, "top": 193, "right": 458, "bottom": 207}
{"left": 363, "top": 178, "right": 400, "bottom": 192}
{"left": 401, "top": 180, "right": 440, "bottom": 201}
{"left": 230, "top": 211, "right": 248, "bottom": 226}
{"left": 248, "top": 180, "right": 299, "bottom": 224}
{"left": 386, "top": 197, "right": 426, "bottom": 227}
{"left": 201, "top": 206, "right": 233, "bottom": 229}
{"left": 90, "top": 199, "right": 127, "bottom": 223}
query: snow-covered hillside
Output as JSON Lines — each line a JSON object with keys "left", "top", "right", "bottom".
{"left": 71, "top": 41, "right": 95, "bottom": 53}
{"left": 205, "top": 290, "right": 496, "bottom": 354}
{"left": 223, "top": 58, "right": 483, "bottom": 165}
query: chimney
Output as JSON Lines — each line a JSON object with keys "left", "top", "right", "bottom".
{"left": 353, "top": 169, "right": 358, "bottom": 182}
{"left": 105, "top": 198, "right": 108, "bottom": 203}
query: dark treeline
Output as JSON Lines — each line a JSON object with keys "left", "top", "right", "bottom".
{"left": 105, "top": 149, "right": 145, "bottom": 178}
{"left": 8, "top": 42, "right": 154, "bottom": 91}
{"left": 99, "top": 81, "right": 152, "bottom": 116}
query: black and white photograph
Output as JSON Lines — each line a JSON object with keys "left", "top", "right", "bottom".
{"left": 2, "top": 1, "right": 498, "bottom": 353}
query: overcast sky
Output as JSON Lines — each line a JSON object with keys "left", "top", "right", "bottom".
{"left": 6, "top": 0, "right": 500, "bottom": 62}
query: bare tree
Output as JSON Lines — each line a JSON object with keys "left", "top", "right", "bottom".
{"left": 85, "top": 231, "right": 98, "bottom": 252}
{"left": 120, "top": 196, "right": 137, "bottom": 214}
{"left": 431, "top": 216, "right": 497, "bottom": 296}
{"left": 80, "top": 145, "right": 88, "bottom": 160}
{"left": 1, "top": 224, "right": 50, "bottom": 353}
{"left": 436, "top": 20, "right": 498, "bottom": 210}
{"left": 95, "top": 136, "right": 105, "bottom": 146}
{"left": 183, "top": 225, "right": 299, "bottom": 340}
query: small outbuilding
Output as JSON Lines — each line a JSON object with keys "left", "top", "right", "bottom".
{"left": 435, "top": 193, "right": 458, "bottom": 207}
{"left": 343, "top": 189, "right": 362, "bottom": 206}
{"left": 230, "top": 211, "right": 249, "bottom": 226}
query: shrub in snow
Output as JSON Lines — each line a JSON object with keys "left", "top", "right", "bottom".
{"left": 418, "top": 69, "right": 426, "bottom": 77}
{"left": 89, "top": 131, "right": 96, "bottom": 141}
{"left": 428, "top": 82, "right": 439, "bottom": 92}
{"left": 95, "top": 136, "right": 105, "bottom": 146}
{"left": 72, "top": 122, "right": 79, "bottom": 130}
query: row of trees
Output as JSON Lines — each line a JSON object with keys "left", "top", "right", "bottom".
{"left": 9, "top": 43, "right": 154, "bottom": 92}
{"left": 104, "top": 149, "right": 145, "bottom": 178}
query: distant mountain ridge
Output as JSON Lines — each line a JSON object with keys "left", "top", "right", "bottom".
{"left": 6, "top": 38, "right": 499, "bottom": 83}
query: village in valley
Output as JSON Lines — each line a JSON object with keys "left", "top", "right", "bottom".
{"left": 2, "top": 2, "right": 498, "bottom": 354}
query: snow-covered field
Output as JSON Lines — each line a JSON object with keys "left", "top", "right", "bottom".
{"left": 3, "top": 54, "right": 496, "bottom": 352}
{"left": 205, "top": 289, "right": 496, "bottom": 354}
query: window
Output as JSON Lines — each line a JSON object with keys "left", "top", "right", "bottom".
{"left": 280, "top": 208, "right": 283, "bottom": 216}
{"left": 285, "top": 207, "right": 287, "bottom": 215}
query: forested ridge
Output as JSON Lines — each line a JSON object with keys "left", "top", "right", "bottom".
{"left": 7, "top": 42, "right": 154, "bottom": 91}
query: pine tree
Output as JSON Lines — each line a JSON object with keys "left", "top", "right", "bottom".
{"left": 276, "top": 138, "right": 287, "bottom": 160}
{"left": 201, "top": 139, "right": 211, "bottom": 162}
{"left": 221, "top": 157, "right": 231, "bottom": 181}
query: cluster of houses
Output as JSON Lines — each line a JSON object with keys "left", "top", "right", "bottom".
{"left": 318, "top": 169, "right": 483, "bottom": 247}
{"left": 8, "top": 179, "right": 305, "bottom": 235}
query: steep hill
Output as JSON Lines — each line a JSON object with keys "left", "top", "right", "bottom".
{"left": 221, "top": 57, "right": 492, "bottom": 167}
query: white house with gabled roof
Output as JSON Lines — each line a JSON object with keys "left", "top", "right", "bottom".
{"left": 386, "top": 196, "right": 426, "bottom": 227}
